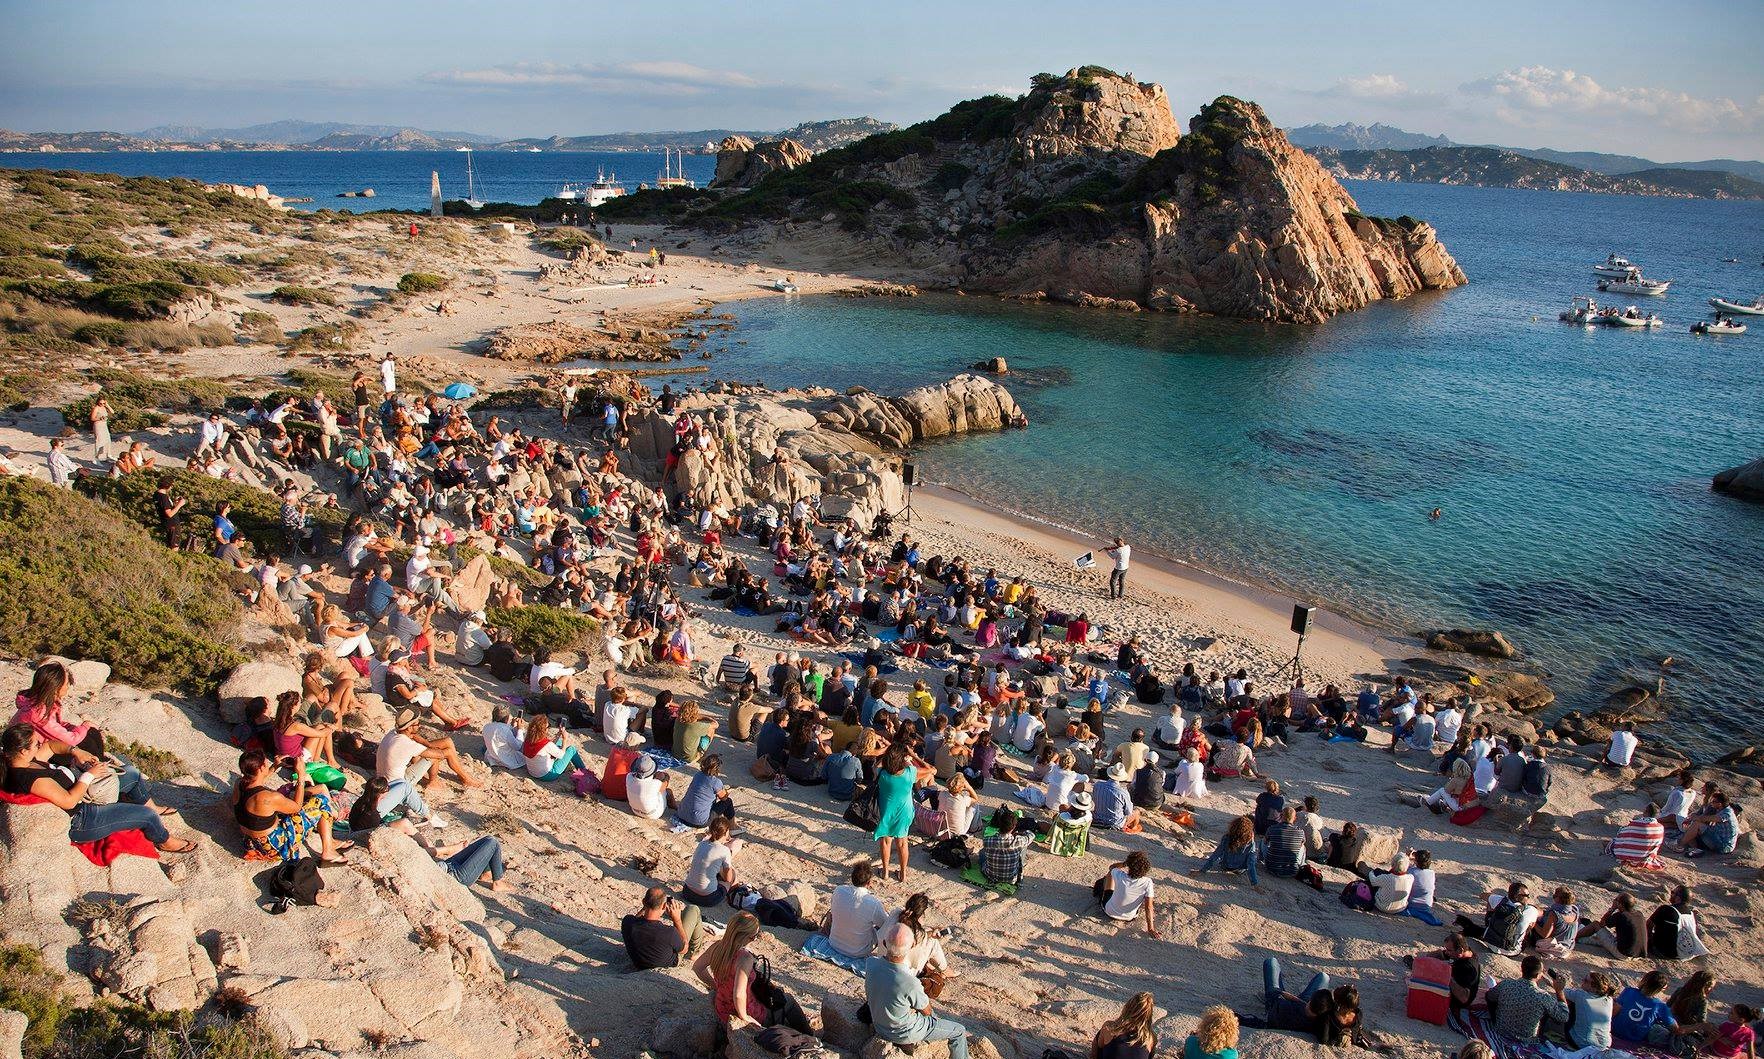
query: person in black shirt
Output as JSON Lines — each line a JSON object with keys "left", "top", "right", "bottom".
{"left": 483, "top": 632, "right": 525, "bottom": 684}
{"left": 623, "top": 885, "right": 701, "bottom": 969}
{"left": 154, "top": 477, "right": 187, "bottom": 550}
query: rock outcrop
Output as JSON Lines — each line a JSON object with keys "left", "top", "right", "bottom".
{"left": 713, "top": 135, "right": 813, "bottom": 189}
{"left": 695, "top": 69, "right": 1465, "bottom": 323}
{"left": 815, "top": 374, "right": 1021, "bottom": 449}
{"left": 1425, "top": 628, "right": 1518, "bottom": 660}
{"left": 481, "top": 320, "right": 681, "bottom": 363}
{"left": 1713, "top": 456, "right": 1764, "bottom": 503}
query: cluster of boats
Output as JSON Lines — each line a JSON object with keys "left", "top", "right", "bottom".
{"left": 1556, "top": 254, "right": 1759, "bottom": 335}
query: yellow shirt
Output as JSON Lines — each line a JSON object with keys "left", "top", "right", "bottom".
{"left": 908, "top": 689, "right": 936, "bottom": 718}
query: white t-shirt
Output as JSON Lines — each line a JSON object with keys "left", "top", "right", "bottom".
{"left": 603, "top": 700, "right": 636, "bottom": 744}
{"left": 627, "top": 774, "right": 667, "bottom": 819}
{"left": 1155, "top": 712, "right": 1186, "bottom": 745}
{"left": 685, "top": 839, "right": 732, "bottom": 896}
{"left": 481, "top": 721, "right": 526, "bottom": 770}
{"left": 1104, "top": 867, "right": 1154, "bottom": 921}
{"left": 1391, "top": 702, "right": 1416, "bottom": 727}
{"left": 1606, "top": 730, "right": 1639, "bottom": 766}
{"left": 376, "top": 731, "right": 425, "bottom": 781}
{"left": 380, "top": 358, "right": 397, "bottom": 392}
{"left": 1434, "top": 708, "right": 1463, "bottom": 744}
{"left": 1011, "top": 713, "right": 1044, "bottom": 750}
{"left": 530, "top": 660, "right": 575, "bottom": 692}
{"left": 1472, "top": 756, "right": 1497, "bottom": 794}
{"left": 525, "top": 738, "right": 564, "bottom": 777}
{"left": 828, "top": 884, "right": 888, "bottom": 958}
{"left": 1110, "top": 545, "right": 1131, "bottom": 572}
{"left": 1043, "top": 766, "right": 1079, "bottom": 810}
{"left": 1660, "top": 785, "right": 1697, "bottom": 820}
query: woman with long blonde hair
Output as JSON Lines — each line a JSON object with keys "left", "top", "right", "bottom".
{"left": 1092, "top": 991, "right": 1157, "bottom": 1059}
{"left": 1185, "top": 1005, "right": 1239, "bottom": 1059}
{"left": 691, "top": 911, "right": 767, "bottom": 1031}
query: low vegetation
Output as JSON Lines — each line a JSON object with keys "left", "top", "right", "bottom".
{"left": 487, "top": 604, "right": 601, "bottom": 655}
{"left": 237, "top": 309, "right": 281, "bottom": 344}
{"left": 268, "top": 284, "right": 336, "bottom": 307}
{"left": 60, "top": 369, "right": 235, "bottom": 434}
{"left": 0, "top": 478, "right": 245, "bottom": 692}
{"left": 78, "top": 468, "right": 349, "bottom": 556}
{"left": 534, "top": 227, "right": 602, "bottom": 255}
{"left": 0, "top": 943, "right": 286, "bottom": 1059}
{"left": 287, "top": 319, "right": 362, "bottom": 351}
{"left": 395, "top": 271, "right": 450, "bottom": 295}
{"left": 104, "top": 734, "right": 189, "bottom": 781}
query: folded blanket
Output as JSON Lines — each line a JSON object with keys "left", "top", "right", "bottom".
{"left": 800, "top": 932, "right": 867, "bottom": 974}
{"left": 0, "top": 790, "right": 160, "bottom": 865}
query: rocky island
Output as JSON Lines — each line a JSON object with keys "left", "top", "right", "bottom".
{"left": 614, "top": 67, "right": 1467, "bottom": 323}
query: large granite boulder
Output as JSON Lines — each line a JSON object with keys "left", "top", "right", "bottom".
{"left": 713, "top": 136, "right": 813, "bottom": 189}
{"left": 1714, "top": 456, "right": 1764, "bottom": 504}
{"left": 216, "top": 660, "right": 300, "bottom": 725}
{"left": 816, "top": 374, "right": 1020, "bottom": 449}
{"left": 89, "top": 899, "right": 220, "bottom": 1011}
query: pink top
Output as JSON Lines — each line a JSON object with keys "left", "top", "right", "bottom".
{"left": 13, "top": 693, "right": 89, "bottom": 748}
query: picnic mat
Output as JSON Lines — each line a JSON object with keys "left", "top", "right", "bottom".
{"left": 1460, "top": 1010, "right": 1676, "bottom": 1059}
{"left": 958, "top": 865, "right": 1018, "bottom": 897}
{"left": 800, "top": 932, "right": 867, "bottom": 974}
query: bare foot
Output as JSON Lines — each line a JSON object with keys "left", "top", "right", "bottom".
{"left": 486, "top": 877, "right": 514, "bottom": 892}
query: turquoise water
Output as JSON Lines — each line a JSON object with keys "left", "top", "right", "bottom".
{"left": 0, "top": 150, "right": 717, "bottom": 212}
{"left": 700, "top": 182, "right": 1764, "bottom": 752}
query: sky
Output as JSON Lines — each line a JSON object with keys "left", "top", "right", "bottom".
{"left": 3, "top": 0, "right": 1762, "bottom": 160}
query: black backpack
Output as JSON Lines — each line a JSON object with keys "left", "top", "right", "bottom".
{"left": 1484, "top": 897, "right": 1526, "bottom": 951}
{"left": 928, "top": 836, "right": 973, "bottom": 870}
{"left": 842, "top": 785, "right": 881, "bottom": 831}
{"left": 258, "top": 858, "right": 323, "bottom": 914}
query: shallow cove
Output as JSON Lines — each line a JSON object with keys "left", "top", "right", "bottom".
{"left": 682, "top": 181, "right": 1764, "bottom": 754}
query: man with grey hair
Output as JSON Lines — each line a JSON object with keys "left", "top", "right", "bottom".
{"left": 864, "top": 923, "right": 969, "bottom": 1059}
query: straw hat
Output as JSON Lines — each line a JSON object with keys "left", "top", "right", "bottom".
{"left": 1107, "top": 761, "right": 1131, "bottom": 782}
{"left": 622, "top": 732, "right": 646, "bottom": 748}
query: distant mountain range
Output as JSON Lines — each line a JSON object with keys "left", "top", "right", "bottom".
{"left": 0, "top": 116, "right": 897, "bottom": 155}
{"left": 1289, "top": 122, "right": 1764, "bottom": 184}
{"left": 1309, "top": 145, "right": 1764, "bottom": 200}
{"left": 131, "top": 120, "right": 501, "bottom": 145}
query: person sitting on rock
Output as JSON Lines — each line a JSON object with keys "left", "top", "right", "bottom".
{"left": 864, "top": 922, "right": 971, "bottom": 1059}
{"left": 1677, "top": 790, "right": 1740, "bottom": 858}
{"left": 1608, "top": 801, "right": 1666, "bottom": 870}
{"left": 520, "top": 714, "right": 587, "bottom": 782}
{"left": 1, "top": 723, "right": 195, "bottom": 855}
{"left": 624, "top": 885, "right": 703, "bottom": 970}
{"left": 232, "top": 747, "right": 344, "bottom": 864}
{"left": 376, "top": 708, "right": 483, "bottom": 797}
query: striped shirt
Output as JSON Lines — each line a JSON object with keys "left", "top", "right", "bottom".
{"left": 1263, "top": 823, "right": 1307, "bottom": 877}
{"left": 1610, "top": 816, "right": 1664, "bottom": 868}
{"left": 716, "top": 653, "right": 751, "bottom": 685}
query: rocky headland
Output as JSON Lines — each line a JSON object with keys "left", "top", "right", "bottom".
{"left": 612, "top": 67, "right": 1467, "bottom": 323}
{"left": 712, "top": 136, "right": 814, "bottom": 190}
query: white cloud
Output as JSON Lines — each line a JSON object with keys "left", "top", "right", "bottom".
{"left": 1332, "top": 74, "right": 1410, "bottom": 100}
{"left": 423, "top": 61, "right": 770, "bottom": 95}
{"left": 1461, "top": 66, "right": 1759, "bottom": 132}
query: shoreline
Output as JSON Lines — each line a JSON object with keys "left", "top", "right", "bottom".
{"left": 907, "top": 481, "right": 1406, "bottom": 690}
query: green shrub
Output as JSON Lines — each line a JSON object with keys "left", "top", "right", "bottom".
{"left": 396, "top": 272, "right": 451, "bottom": 295}
{"left": 84, "top": 280, "right": 201, "bottom": 320}
{"left": 0, "top": 478, "right": 246, "bottom": 692}
{"left": 104, "top": 735, "right": 188, "bottom": 781}
{"left": 65, "top": 244, "right": 242, "bottom": 288}
{"left": 488, "top": 604, "right": 601, "bottom": 655}
{"left": 71, "top": 321, "right": 132, "bottom": 347}
{"left": 535, "top": 227, "right": 602, "bottom": 254}
{"left": 0, "top": 256, "right": 67, "bottom": 280}
{"left": 0, "top": 372, "right": 42, "bottom": 412}
{"left": 238, "top": 309, "right": 281, "bottom": 344}
{"left": 0, "top": 943, "right": 287, "bottom": 1059}
{"left": 61, "top": 370, "right": 235, "bottom": 435}
{"left": 288, "top": 320, "right": 361, "bottom": 351}
{"left": 269, "top": 284, "right": 336, "bottom": 306}
{"left": 78, "top": 468, "right": 348, "bottom": 557}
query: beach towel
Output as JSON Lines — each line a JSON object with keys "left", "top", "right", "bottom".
{"left": 0, "top": 790, "right": 160, "bottom": 865}
{"left": 800, "top": 932, "right": 867, "bottom": 975}
{"left": 959, "top": 865, "right": 1019, "bottom": 897}
{"left": 732, "top": 606, "right": 758, "bottom": 617}
{"left": 1460, "top": 1009, "right": 1551, "bottom": 1059}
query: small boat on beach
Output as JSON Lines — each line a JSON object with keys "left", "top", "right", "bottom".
{"left": 1708, "top": 295, "right": 1764, "bottom": 316}
{"left": 1559, "top": 295, "right": 1601, "bottom": 326}
{"left": 1593, "top": 253, "right": 1639, "bottom": 278}
{"left": 1691, "top": 317, "right": 1747, "bottom": 335}
{"left": 1597, "top": 268, "right": 1670, "bottom": 296}
{"left": 1603, "top": 306, "right": 1662, "bottom": 328}
{"left": 770, "top": 277, "right": 800, "bottom": 294}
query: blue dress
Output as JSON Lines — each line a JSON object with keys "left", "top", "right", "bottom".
{"left": 873, "top": 767, "right": 916, "bottom": 839}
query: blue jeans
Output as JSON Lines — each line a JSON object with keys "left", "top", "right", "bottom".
{"left": 1264, "top": 957, "right": 1329, "bottom": 1018}
{"left": 900, "top": 1017, "right": 968, "bottom": 1059}
{"left": 446, "top": 836, "right": 504, "bottom": 885}
{"left": 1405, "top": 902, "right": 1445, "bottom": 926}
{"left": 376, "top": 779, "right": 429, "bottom": 821}
{"left": 112, "top": 760, "right": 151, "bottom": 806}
{"left": 70, "top": 801, "right": 168, "bottom": 846}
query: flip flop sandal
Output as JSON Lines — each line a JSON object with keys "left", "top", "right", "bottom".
{"left": 160, "top": 840, "right": 197, "bottom": 854}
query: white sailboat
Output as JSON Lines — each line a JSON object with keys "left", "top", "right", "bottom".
{"left": 655, "top": 147, "right": 697, "bottom": 190}
{"left": 461, "top": 149, "right": 484, "bottom": 210}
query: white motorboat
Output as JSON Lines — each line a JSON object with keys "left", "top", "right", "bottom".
{"left": 555, "top": 170, "right": 628, "bottom": 208}
{"left": 1691, "top": 318, "right": 1747, "bottom": 335}
{"left": 1592, "top": 253, "right": 1639, "bottom": 278}
{"left": 1603, "top": 306, "right": 1662, "bottom": 328}
{"left": 1597, "top": 268, "right": 1670, "bottom": 296}
{"left": 1708, "top": 295, "right": 1764, "bottom": 316}
{"left": 1559, "top": 295, "right": 1601, "bottom": 326}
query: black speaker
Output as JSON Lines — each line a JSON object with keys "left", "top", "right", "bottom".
{"left": 1291, "top": 604, "right": 1316, "bottom": 637}
{"left": 902, "top": 462, "right": 917, "bottom": 486}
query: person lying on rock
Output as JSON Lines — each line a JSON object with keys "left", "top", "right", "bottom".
{"left": 1, "top": 724, "right": 196, "bottom": 854}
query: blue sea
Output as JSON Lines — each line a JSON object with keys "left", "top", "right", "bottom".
{"left": 7, "top": 149, "right": 1763, "bottom": 750}
{"left": 0, "top": 149, "right": 718, "bottom": 212}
